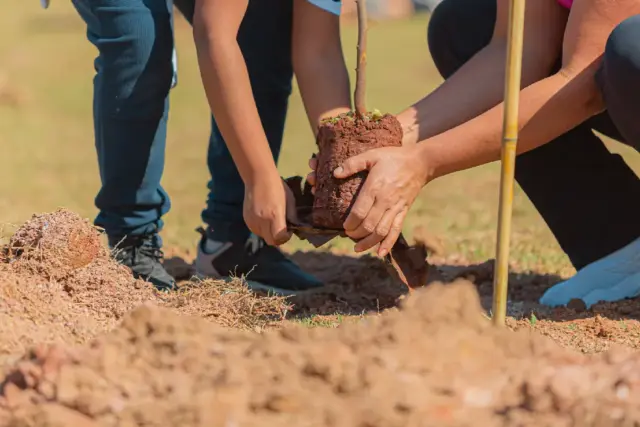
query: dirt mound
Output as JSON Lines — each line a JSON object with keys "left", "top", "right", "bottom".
{"left": 7, "top": 209, "right": 102, "bottom": 280}
{"left": 2, "top": 281, "right": 639, "bottom": 427}
{"left": 0, "top": 210, "right": 289, "bottom": 364}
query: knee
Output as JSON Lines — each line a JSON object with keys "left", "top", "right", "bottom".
{"left": 603, "top": 15, "right": 640, "bottom": 87}
{"left": 427, "top": 0, "right": 462, "bottom": 78}
{"left": 427, "top": 0, "right": 495, "bottom": 79}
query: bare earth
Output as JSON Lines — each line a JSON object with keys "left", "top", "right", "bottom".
{"left": 1, "top": 209, "right": 640, "bottom": 427}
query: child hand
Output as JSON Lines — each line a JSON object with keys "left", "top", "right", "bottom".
{"left": 243, "top": 175, "right": 296, "bottom": 246}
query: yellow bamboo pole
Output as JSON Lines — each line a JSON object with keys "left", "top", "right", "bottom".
{"left": 492, "top": 0, "right": 526, "bottom": 326}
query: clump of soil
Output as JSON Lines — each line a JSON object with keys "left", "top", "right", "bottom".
{"left": 7, "top": 209, "right": 101, "bottom": 280}
{"left": 0, "top": 210, "right": 290, "bottom": 364}
{"left": 312, "top": 112, "right": 403, "bottom": 229}
{"left": 2, "top": 280, "right": 640, "bottom": 427}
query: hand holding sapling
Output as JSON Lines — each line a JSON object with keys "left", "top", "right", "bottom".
{"left": 334, "top": 144, "right": 431, "bottom": 256}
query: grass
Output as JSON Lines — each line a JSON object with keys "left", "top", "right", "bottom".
{"left": 1, "top": 2, "right": 638, "bottom": 280}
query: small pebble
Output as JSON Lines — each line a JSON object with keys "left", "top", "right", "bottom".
{"left": 567, "top": 298, "right": 587, "bottom": 313}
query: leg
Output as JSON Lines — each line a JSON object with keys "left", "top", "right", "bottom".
{"left": 201, "top": 0, "right": 293, "bottom": 240}
{"left": 190, "top": 0, "right": 321, "bottom": 293}
{"left": 429, "top": 0, "right": 640, "bottom": 272}
{"left": 72, "top": 0, "right": 176, "bottom": 290}
{"left": 544, "top": 15, "right": 640, "bottom": 308}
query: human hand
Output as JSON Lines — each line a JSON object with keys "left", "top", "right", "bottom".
{"left": 306, "top": 154, "right": 318, "bottom": 194}
{"left": 335, "top": 145, "right": 430, "bottom": 257}
{"left": 243, "top": 174, "right": 297, "bottom": 246}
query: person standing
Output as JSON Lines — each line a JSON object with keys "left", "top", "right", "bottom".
{"left": 69, "top": 0, "right": 350, "bottom": 294}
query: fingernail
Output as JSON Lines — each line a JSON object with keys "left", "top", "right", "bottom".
{"left": 334, "top": 167, "right": 343, "bottom": 176}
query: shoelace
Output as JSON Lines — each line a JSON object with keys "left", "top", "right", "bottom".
{"left": 137, "top": 245, "right": 165, "bottom": 261}
{"left": 244, "top": 233, "right": 265, "bottom": 256}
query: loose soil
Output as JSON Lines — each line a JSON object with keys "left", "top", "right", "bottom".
{"left": 3, "top": 282, "right": 640, "bottom": 427}
{"left": 1, "top": 209, "right": 640, "bottom": 426}
{"left": 312, "top": 112, "right": 403, "bottom": 229}
{"left": 0, "top": 209, "right": 289, "bottom": 366}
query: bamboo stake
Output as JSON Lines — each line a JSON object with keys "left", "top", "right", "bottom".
{"left": 492, "top": 0, "right": 526, "bottom": 326}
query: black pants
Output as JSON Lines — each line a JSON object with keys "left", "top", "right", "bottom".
{"left": 428, "top": 0, "right": 640, "bottom": 269}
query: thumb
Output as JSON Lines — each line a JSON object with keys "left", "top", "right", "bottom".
{"left": 334, "top": 151, "right": 379, "bottom": 179}
{"left": 283, "top": 183, "right": 299, "bottom": 224}
{"left": 271, "top": 214, "right": 292, "bottom": 246}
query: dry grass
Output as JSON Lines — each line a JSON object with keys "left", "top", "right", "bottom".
{"left": 0, "top": 210, "right": 290, "bottom": 365}
{"left": 163, "top": 279, "right": 291, "bottom": 331}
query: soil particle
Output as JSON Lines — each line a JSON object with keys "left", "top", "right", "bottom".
{"left": 3, "top": 281, "right": 640, "bottom": 427}
{"left": 312, "top": 113, "right": 403, "bottom": 229}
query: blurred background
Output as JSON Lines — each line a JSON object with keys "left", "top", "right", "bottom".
{"left": 0, "top": 0, "right": 637, "bottom": 276}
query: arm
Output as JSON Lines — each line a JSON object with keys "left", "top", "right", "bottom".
{"left": 418, "top": 0, "right": 640, "bottom": 181}
{"left": 399, "top": 0, "right": 568, "bottom": 144}
{"left": 192, "top": 0, "right": 278, "bottom": 187}
{"left": 292, "top": 0, "right": 351, "bottom": 133}
{"left": 327, "top": 0, "right": 639, "bottom": 256}
{"left": 192, "top": 0, "right": 294, "bottom": 245}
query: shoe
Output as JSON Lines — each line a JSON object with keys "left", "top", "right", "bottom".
{"left": 109, "top": 234, "right": 176, "bottom": 292}
{"left": 194, "top": 227, "right": 323, "bottom": 296}
{"left": 540, "top": 236, "right": 640, "bottom": 308}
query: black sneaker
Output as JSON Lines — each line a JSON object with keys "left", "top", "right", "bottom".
{"left": 194, "top": 228, "right": 323, "bottom": 296}
{"left": 108, "top": 234, "right": 176, "bottom": 292}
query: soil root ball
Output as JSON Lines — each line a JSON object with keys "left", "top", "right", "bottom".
{"left": 312, "top": 113, "right": 403, "bottom": 229}
{"left": 7, "top": 209, "right": 102, "bottom": 279}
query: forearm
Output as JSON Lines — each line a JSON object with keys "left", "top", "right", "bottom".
{"left": 292, "top": 0, "right": 351, "bottom": 133}
{"left": 419, "top": 63, "right": 603, "bottom": 180}
{"left": 193, "top": 26, "right": 278, "bottom": 185}
{"left": 294, "top": 54, "right": 351, "bottom": 133}
{"left": 399, "top": 41, "right": 556, "bottom": 144}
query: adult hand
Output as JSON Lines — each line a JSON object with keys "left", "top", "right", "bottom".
{"left": 306, "top": 155, "right": 318, "bottom": 193}
{"left": 336, "top": 145, "right": 429, "bottom": 256}
{"left": 243, "top": 174, "right": 297, "bottom": 246}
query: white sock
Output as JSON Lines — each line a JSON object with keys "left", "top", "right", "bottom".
{"left": 539, "top": 236, "right": 640, "bottom": 307}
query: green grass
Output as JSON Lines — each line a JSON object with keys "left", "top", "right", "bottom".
{"left": 1, "top": 2, "right": 638, "bottom": 279}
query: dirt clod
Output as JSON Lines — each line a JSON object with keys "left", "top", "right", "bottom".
{"left": 3, "top": 281, "right": 640, "bottom": 427}
{"left": 312, "top": 113, "right": 403, "bottom": 229}
{"left": 8, "top": 209, "right": 101, "bottom": 279}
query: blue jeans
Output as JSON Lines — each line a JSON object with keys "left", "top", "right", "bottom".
{"left": 72, "top": 0, "right": 293, "bottom": 242}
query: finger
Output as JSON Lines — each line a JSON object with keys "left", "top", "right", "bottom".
{"left": 378, "top": 208, "right": 408, "bottom": 257}
{"left": 306, "top": 171, "right": 316, "bottom": 186}
{"left": 346, "top": 201, "right": 386, "bottom": 241}
{"left": 271, "top": 215, "right": 292, "bottom": 246}
{"left": 285, "top": 190, "right": 299, "bottom": 224}
{"left": 260, "top": 223, "right": 276, "bottom": 246}
{"left": 309, "top": 155, "right": 318, "bottom": 170}
{"left": 354, "top": 206, "right": 402, "bottom": 253}
{"left": 334, "top": 151, "right": 378, "bottom": 179}
{"left": 343, "top": 189, "right": 375, "bottom": 232}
